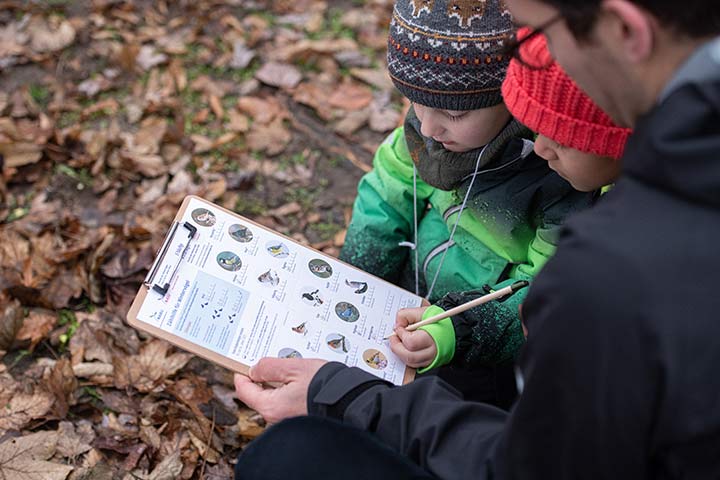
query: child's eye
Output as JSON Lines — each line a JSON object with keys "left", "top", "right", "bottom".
{"left": 444, "top": 111, "right": 467, "bottom": 121}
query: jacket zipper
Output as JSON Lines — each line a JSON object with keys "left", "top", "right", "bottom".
{"left": 423, "top": 239, "right": 456, "bottom": 278}
{"left": 423, "top": 139, "right": 534, "bottom": 286}
{"left": 443, "top": 205, "right": 463, "bottom": 222}
{"left": 444, "top": 138, "right": 534, "bottom": 222}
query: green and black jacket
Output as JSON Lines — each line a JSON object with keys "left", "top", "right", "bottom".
{"left": 340, "top": 111, "right": 596, "bottom": 367}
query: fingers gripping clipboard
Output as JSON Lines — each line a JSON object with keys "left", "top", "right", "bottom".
{"left": 127, "top": 196, "right": 419, "bottom": 385}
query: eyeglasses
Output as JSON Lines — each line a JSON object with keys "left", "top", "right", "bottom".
{"left": 502, "top": 14, "right": 564, "bottom": 70}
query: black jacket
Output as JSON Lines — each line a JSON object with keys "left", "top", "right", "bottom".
{"left": 307, "top": 40, "right": 720, "bottom": 479}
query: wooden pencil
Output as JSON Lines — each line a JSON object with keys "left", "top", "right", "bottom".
{"left": 384, "top": 280, "right": 529, "bottom": 340}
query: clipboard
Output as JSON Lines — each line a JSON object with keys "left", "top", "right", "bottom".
{"left": 127, "top": 195, "right": 418, "bottom": 385}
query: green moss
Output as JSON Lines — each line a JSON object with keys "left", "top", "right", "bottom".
{"left": 57, "top": 309, "right": 78, "bottom": 349}
{"left": 285, "top": 186, "right": 317, "bottom": 211}
{"left": 29, "top": 84, "right": 51, "bottom": 109}
{"left": 55, "top": 164, "right": 93, "bottom": 186}
{"left": 308, "top": 221, "right": 342, "bottom": 241}
{"left": 235, "top": 195, "right": 266, "bottom": 216}
{"left": 327, "top": 8, "right": 356, "bottom": 40}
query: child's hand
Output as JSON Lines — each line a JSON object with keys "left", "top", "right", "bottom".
{"left": 389, "top": 307, "right": 437, "bottom": 368}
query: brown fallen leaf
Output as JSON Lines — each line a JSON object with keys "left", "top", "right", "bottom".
{"left": 237, "top": 407, "right": 266, "bottom": 439}
{"left": 246, "top": 118, "right": 291, "bottom": 156}
{"left": 147, "top": 449, "right": 183, "bottom": 480}
{"left": 0, "top": 297, "right": 23, "bottom": 354}
{"left": 350, "top": 67, "right": 394, "bottom": 91}
{"left": 190, "top": 134, "right": 214, "bottom": 154}
{"left": 203, "top": 176, "right": 227, "bottom": 202}
{"left": 189, "top": 75, "right": 236, "bottom": 98}
{"left": 208, "top": 95, "right": 224, "bottom": 120}
{"left": 43, "top": 264, "right": 85, "bottom": 309}
{"left": 230, "top": 40, "right": 255, "bottom": 69}
{"left": 226, "top": 109, "right": 250, "bottom": 133}
{"left": 72, "top": 362, "right": 114, "bottom": 380}
{"left": 0, "top": 141, "right": 44, "bottom": 169}
{"left": 188, "top": 430, "right": 220, "bottom": 464}
{"left": 47, "top": 358, "right": 78, "bottom": 419}
{"left": 77, "top": 76, "right": 112, "bottom": 98}
{"left": 0, "top": 117, "right": 51, "bottom": 169}
{"left": 122, "top": 152, "right": 167, "bottom": 177}
{"left": 236, "top": 96, "right": 285, "bottom": 125}
{"left": 267, "top": 201, "right": 302, "bottom": 219}
{"left": 27, "top": 16, "right": 76, "bottom": 54}
{"left": 328, "top": 80, "right": 373, "bottom": 111}
{"left": 69, "top": 319, "right": 114, "bottom": 365}
{"left": 156, "top": 28, "right": 194, "bottom": 55}
{"left": 0, "top": 21, "right": 27, "bottom": 60}
{"left": 134, "top": 116, "right": 168, "bottom": 154}
{"left": 15, "top": 308, "right": 57, "bottom": 351}
{"left": 168, "top": 58, "right": 187, "bottom": 92}
{"left": 275, "top": 38, "right": 358, "bottom": 62}
{"left": 203, "top": 461, "right": 235, "bottom": 480}
{"left": 56, "top": 421, "right": 95, "bottom": 459}
{"left": 113, "top": 340, "right": 192, "bottom": 392}
{"left": 369, "top": 100, "right": 403, "bottom": 133}
{"left": 255, "top": 62, "right": 302, "bottom": 90}
{"left": 80, "top": 97, "right": 119, "bottom": 119}
{"left": 0, "top": 431, "right": 73, "bottom": 480}
{"left": 292, "top": 82, "right": 335, "bottom": 120}
{"left": 0, "top": 390, "right": 55, "bottom": 435}
{"left": 334, "top": 108, "right": 371, "bottom": 136}
{"left": 136, "top": 45, "right": 168, "bottom": 71}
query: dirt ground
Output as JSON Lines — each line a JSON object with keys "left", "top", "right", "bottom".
{"left": 0, "top": 0, "right": 404, "bottom": 477}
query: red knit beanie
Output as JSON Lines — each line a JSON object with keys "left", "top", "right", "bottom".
{"left": 502, "top": 29, "right": 631, "bottom": 160}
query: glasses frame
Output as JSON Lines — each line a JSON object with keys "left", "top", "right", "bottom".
{"left": 502, "top": 14, "right": 565, "bottom": 70}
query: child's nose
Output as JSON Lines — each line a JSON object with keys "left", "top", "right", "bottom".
{"left": 419, "top": 111, "right": 444, "bottom": 138}
{"left": 533, "top": 135, "right": 559, "bottom": 162}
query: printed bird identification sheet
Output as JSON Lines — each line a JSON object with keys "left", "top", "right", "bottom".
{"left": 127, "top": 196, "right": 421, "bottom": 385}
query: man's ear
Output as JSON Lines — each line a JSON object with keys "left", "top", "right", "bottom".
{"left": 601, "top": 0, "right": 654, "bottom": 63}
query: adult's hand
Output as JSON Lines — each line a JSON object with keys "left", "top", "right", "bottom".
{"left": 234, "top": 358, "right": 327, "bottom": 424}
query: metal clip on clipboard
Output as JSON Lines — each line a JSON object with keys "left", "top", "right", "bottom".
{"left": 144, "top": 221, "right": 197, "bottom": 296}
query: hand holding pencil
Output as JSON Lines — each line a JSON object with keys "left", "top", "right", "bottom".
{"left": 387, "top": 281, "right": 530, "bottom": 369}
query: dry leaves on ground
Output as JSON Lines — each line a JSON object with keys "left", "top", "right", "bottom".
{"left": 0, "top": 0, "right": 401, "bottom": 475}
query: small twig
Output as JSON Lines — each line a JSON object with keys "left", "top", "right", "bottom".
{"left": 199, "top": 406, "right": 216, "bottom": 479}
{"left": 285, "top": 98, "right": 373, "bottom": 173}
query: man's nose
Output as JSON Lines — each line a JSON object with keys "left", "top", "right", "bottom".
{"left": 533, "top": 135, "right": 559, "bottom": 161}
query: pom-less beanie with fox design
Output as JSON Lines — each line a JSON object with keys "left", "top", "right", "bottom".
{"left": 388, "top": 0, "right": 514, "bottom": 111}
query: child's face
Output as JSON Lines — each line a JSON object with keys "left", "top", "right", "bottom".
{"left": 533, "top": 135, "right": 621, "bottom": 191}
{"left": 414, "top": 103, "right": 510, "bottom": 153}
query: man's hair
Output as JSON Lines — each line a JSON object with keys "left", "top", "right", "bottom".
{"left": 542, "top": 1, "right": 720, "bottom": 39}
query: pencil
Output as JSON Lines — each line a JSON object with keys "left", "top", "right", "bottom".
{"left": 384, "top": 280, "right": 529, "bottom": 340}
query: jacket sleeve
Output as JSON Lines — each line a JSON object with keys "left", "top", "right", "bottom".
{"left": 339, "top": 127, "right": 435, "bottom": 283}
{"left": 434, "top": 281, "right": 528, "bottom": 368}
{"left": 432, "top": 184, "right": 596, "bottom": 368}
{"left": 308, "top": 362, "right": 508, "bottom": 479}
{"left": 308, "top": 231, "right": 652, "bottom": 480}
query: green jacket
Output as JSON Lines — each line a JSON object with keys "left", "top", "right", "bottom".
{"left": 340, "top": 123, "right": 596, "bottom": 367}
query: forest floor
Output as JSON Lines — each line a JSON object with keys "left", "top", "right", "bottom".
{"left": 0, "top": 0, "right": 406, "bottom": 477}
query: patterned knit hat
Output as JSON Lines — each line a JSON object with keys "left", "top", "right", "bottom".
{"left": 387, "top": 0, "right": 515, "bottom": 111}
{"left": 502, "top": 29, "right": 632, "bottom": 159}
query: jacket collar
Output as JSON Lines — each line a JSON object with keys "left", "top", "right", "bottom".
{"left": 624, "top": 38, "right": 720, "bottom": 208}
{"left": 659, "top": 36, "right": 720, "bottom": 103}
{"left": 403, "top": 106, "right": 533, "bottom": 191}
